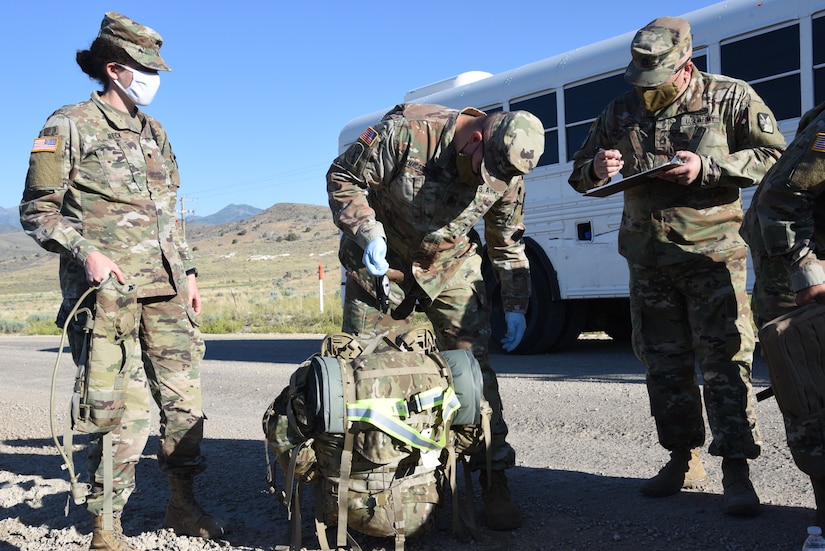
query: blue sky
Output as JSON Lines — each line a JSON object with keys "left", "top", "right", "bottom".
{"left": 3, "top": 0, "right": 721, "bottom": 217}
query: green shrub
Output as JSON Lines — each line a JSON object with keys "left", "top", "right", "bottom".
{"left": 24, "top": 313, "right": 61, "bottom": 335}
{"left": 0, "top": 319, "right": 26, "bottom": 334}
{"left": 198, "top": 314, "right": 244, "bottom": 334}
{"left": 198, "top": 290, "right": 343, "bottom": 334}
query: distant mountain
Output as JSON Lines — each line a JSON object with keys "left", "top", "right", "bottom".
{"left": 188, "top": 204, "right": 262, "bottom": 225}
{"left": 0, "top": 207, "right": 22, "bottom": 233}
{"left": 184, "top": 203, "right": 332, "bottom": 242}
{"left": 0, "top": 204, "right": 262, "bottom": 229}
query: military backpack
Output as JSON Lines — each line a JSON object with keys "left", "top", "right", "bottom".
{"left": 262, "top": 329, "right": 491, "bottom": 551}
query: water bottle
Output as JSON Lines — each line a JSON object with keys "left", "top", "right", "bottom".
{"left": 803, "top": 526, "right": 825, "bottom": 550}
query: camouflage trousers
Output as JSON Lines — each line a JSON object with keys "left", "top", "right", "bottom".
{"left": 751, "top": 250, "right": 825, "bottom": 478}
{"left": 64, "top": 289, "right": 206, "bottom": 516}
{"left": 342, "top": 254, "right": 515, "bottom": 471}
{"left": 628, "top": 246, "right": 761, "bottom": 459}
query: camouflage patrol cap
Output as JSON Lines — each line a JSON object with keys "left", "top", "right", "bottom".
{"left": 480, "top": 110, "right": 545, "bottom": 192}
{"left": 98, "top": 12, "right": 170, "bottom": 71}
{"left": 625, "top": 16, "right": 692, "bottom": 87}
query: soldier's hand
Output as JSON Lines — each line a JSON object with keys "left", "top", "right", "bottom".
{"left": 795, "top": 283, "right": 825, "bottom": 306}
{"left": 501, "top": 312, "right": 526, "bottom": 352}
{"left": 363, "top": 237, "right": 389, "bottom": 276}
{"left": 84, "top": 251, "right": 125, "bottom": 286}
{"left": 592, "top": 149, "right": 624, "bottom": 180}
{"left": 187, "top": 273, "right": 202, "bottom": 315}
{"left": 663, "top": 151, "right": 702, "bottom": 185}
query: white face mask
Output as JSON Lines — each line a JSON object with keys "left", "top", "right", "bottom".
{"left": 114, "top": 64, "right": 161, "bottom": 106}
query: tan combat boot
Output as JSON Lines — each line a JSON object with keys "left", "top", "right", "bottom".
{"left": 480, "top": 470, "right": 522, "bottom": 531}
{"left": 722, "top": 457, "right": 760, "bottom": 516}
{"left": 90, "top": 513, "right": 137, "bottom": 551}
{"left": 640, "top": 448, "right": 708, "bottom": 497}
{"left": 164, "top": 474, "right": 225, "bottom": 538}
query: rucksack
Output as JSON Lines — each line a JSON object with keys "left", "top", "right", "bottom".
{"left": 50, "top": 275, "right": 139, "bottom": 532}
{"left": 262, "top": 329, "right": 491, "bottom": 551}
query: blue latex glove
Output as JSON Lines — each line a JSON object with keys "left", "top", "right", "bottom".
{"left": 363, "top": 237, "right": 389, "bottom": 276}
{"left": 501, "top": 312, "right": 526, "bottom": 352}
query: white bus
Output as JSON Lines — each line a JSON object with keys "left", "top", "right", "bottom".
{"left": 336, "top": 0, "right": 825, "bottom": 354}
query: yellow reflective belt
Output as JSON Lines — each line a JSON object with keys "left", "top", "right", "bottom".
{"left": 346, "top": 387, "right": 460, "bottom": 451}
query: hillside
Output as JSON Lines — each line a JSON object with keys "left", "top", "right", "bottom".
{"left": 187, "top": 203, "right": 262, "bottom": 225}
{"left": 0, "top": 206, "right": 21, "bottom": 232}
{"left": 0, "top": 203, "right": 341, "bottom": 327}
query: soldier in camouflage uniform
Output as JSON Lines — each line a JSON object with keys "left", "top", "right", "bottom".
{"left": 568, "top": 16, "right": 785, "bottom": 516}
{"left": 741, "top": 101, "right": 825, "bottom": 525}
{"left": 19, "top": 13, "right": 223, "bottom": 551}
{"left": 327, "top": 103, "right": 544, "bottom": 531}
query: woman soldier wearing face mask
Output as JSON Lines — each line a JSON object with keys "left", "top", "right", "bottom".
{"left": 20, "top": 12, "right": 223, "bottom": 551}
{"left": 568, "top": 16, "right": 785, "bottom": 518}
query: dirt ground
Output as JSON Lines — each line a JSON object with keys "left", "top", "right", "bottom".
{"left": 0, "top": 333, "right": 819, "bottom": 551}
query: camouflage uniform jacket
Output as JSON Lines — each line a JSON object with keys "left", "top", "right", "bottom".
{"left": 20, "top": 92, "right": 195, "bottom": 300}
{"left": 327, "top": 103, "right": 530, "bottom": 313}
{"left": 569, "top": 70, "right": 784, "bottom": 266}
{"left": 741, "top": 101, "right": 825, "bottom": 292}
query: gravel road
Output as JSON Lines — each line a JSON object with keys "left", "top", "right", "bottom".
{"left": 0, "top": 333, "right": 818, "bottom": 551}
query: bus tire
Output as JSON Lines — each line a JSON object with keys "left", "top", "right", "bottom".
{"left": 547, "top": 301, "right": 588, "bottom": 352}
{"left": 482, "top": 240, "right": 567, "bottom": 354}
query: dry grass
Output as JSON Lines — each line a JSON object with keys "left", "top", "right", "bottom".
{"left": 0, "top": 203, "right": 346, "bottom": 334}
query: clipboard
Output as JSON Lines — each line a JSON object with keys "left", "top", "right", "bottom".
{"left": 585, "top": 156, "right": 684, "bottom": 198}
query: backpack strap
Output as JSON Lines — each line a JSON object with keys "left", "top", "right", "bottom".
{"left": 101, "top": 432, "right": 114, "bottom": 531}
{"left": 445, "top": 446, "right": 460, "bottom": 537}
{"left": 481, "top": 401, "right": 493, "bottom": 482}
{"left": 314, "top": 498, "right": 363, "bottom": 551}
{"left": 336, "top": 357, "right": 357, "bottom": 549}
{"left": 455, "top": 456, "right": 509, "bottom": 544}
{"left": 314, "top": 483, "right": 334, "bottom": 551}
{"left": 289, "top": 481, "right": 303, "bottom": 551}
{"left": 390, "top": 483, "right": 406, "bottom": 551}
{"left": 274, "top": 439, "right": 311, "bottom": 551}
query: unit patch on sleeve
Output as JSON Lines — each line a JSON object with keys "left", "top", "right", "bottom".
{"left": 757, "top": 113, "right": 774, "bottom": 134}
{"left": 811, "top": 133, "right": 825, "bottom": 153}
{"left": 31, "top": 137, "right": 59, "bottom": 153}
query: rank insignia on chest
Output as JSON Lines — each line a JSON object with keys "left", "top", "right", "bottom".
{"left": 359, "top": 126, "right": 378, "bottom": 146}
{"left": 812, "top": 133, "right": 825, "bottom": 153}
{"left": 32, "top": 137, "right": 59, "bottom": 153}
{"left": 757, "top": 113, "right": 774, "bottom": 134}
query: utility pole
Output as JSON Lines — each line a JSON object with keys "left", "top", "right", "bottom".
{"left": 177, "top": 197, "right": 195, "bottom": 238}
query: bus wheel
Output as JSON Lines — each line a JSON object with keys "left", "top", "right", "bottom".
{"left": 546, "top": 301, "right": 588, "bottom": 352}
{"left": 482, "top": 246, "right": 562, "bottom": 355}
{"left": 605, "top": 308, "right": 632, "bottom": 342}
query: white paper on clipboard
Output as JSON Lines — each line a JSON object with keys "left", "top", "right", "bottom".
{"left": 585, "top": 157, "right": 684, "bottom": 198}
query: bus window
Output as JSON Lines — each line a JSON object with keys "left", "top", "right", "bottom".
{"left": 813, "top": 14, "right": 825, "bottom": 105}
{"left": 564, "top": 74, "right": 632, "bottom": 162}
{"left": 721, "top": 24, "right": 801, "bottom": 120}
{"left": 511, "top": 92, "right": 559, "bottom": 166}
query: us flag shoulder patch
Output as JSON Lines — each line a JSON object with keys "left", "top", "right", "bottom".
{"left": 359, "top": 126, "right": 378, "bottom": 147}
{"left": 812, "top": 133, "right": 825, "bottom": 153}
{"left": 32, "top": 137, "right": 58, "bottom": 152}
